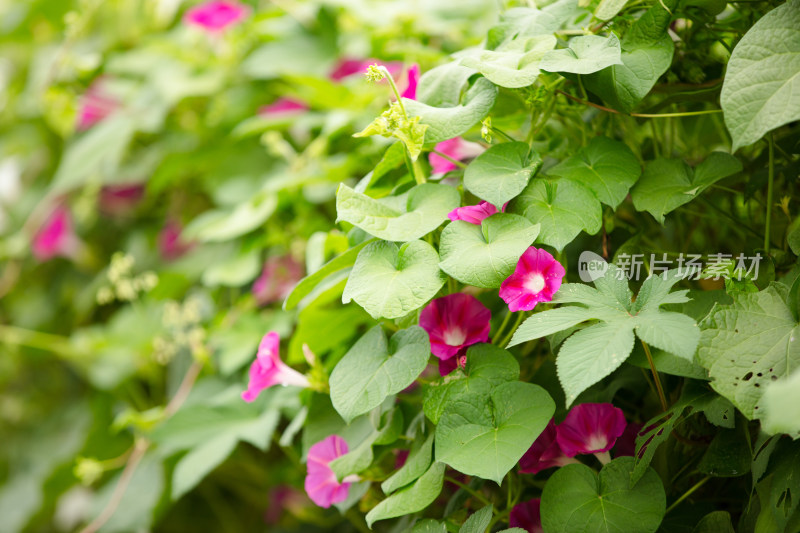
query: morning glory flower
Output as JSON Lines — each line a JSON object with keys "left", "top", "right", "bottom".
{"left": 252, "top": 255, "right": 304, "bottom": 306}
{"left": 499, "top": 247, "right": 565, "bottom": 312}
{"left": 510, "top": 498, "right": 543, "bottom": 533}
{"left": 77, "top": 78, "right": 118, "bottom": 131}
{"left": 400, "top": 64, "right": 419, "bottom": 100}
{"left": 419, "top": 293, "right": 491, "bottom": 361}
{"left": 158, "top": 219, "right": 194, "bottom": 261}
{"left": 518, "top": 419, "right": 577, "bottom": 474}
{"left": 241, "top": 331, "right": 310, "bottom": 402}
{"left": 258, "top": 98, "right": 309, "bottom": 116}
{"left": 183, "top": 0, "right": 250, "bottom": 32}
{"left": 447, "top": 201, "right": 506, "bottom": 225}
{"left": 556, "top": 403, "right": 627, "bottom": 460}
{"left": 32, "top": 206, "right": 79, "bottom": 261}
{"left": 304, "top": 435, "right": 357, "bottom": 508}
{"left": 428, "top": 137, "right": 485, "bottom": 175}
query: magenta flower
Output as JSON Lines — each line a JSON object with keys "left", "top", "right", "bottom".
{"left": 613, "top": 421, "right": 643, "bottom": 458}
{"left": 400, "top": 64, "right": 419, "bottom": 100}
{"left": 519, "top": 419, "right": 576, "bottom": 474}
{"left": 556, "top": 403, "right": 627, "bottom": 458}
{"left": 77, "top": 78, "right": 118, "bottom": 131}
{"left": 158, "top": 219, "right": 194, "bottom": 261}
{"left": 419, "top": 293, "right": 491, "bottom": 360}
{"left": 305, "top": 435, "right": 354, "bottom": 508}
{"left": 329, "top": 58, "right": 403, "bottom": 81}
{"left": 499, "top": 247, "right": 566, "bottom": 312}
{"left": 253, "top": 255, "right": 304, "bottom": 306}
{"left": 242, "top": 331, "right": 310, "bottom": 402}
{"left": 428, "top": 137, "right": 485, "bottom": 175}
{"left": 438, "top": 354, "right": 467, "bottom": 376}
{"left": 510, "top": 498, "right": 543, "bottom": 533}
{"left": 258, "top": 97, "right": 308, "bottom": 116}
{"left": 32, "top": 205, "right": 79, "bottom": 261}
{"left": 184, "top": 0, "right": 250, "bottom": 32}
{"left": 448, "top": 201, "right": 507, "bottom": 225}
{"left": 99, "top": 184, "right": 144, "bottom": 216}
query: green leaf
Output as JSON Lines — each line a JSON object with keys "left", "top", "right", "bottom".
{"left": 416, "top": 62, "right": 476, "bottom": 108}
{"left": 692, "top": 511, "right": 736, "bottom": 533}
{"left": 487, "top": 1, "right": 581, "bottom": 48}
{"left": 540, "top": 34, "right": 623, "bottom": 75}
{"left": 336, "top": 183, "right": 459, "bottom": 241}
{"left": 548, "top": 136, "right": 641, "bottom": 208}
{"left": 408, "top": 519, "right": 448, "bottom": 533}
{"left": 201, "top": 248, "right": 260, "bottom": 288}
{"left": 330, "top": 432, "right": 378, "bottom": 480}
{"left": 763, "top": 367, "right": 800, "bottom": 438}
{"left": 435, "top": 381, "right": 555, "bottom": 484}
{"left": 720, "top": 0, "right": 800, "bottom": 151}
{"left": 330, "top": 326, "right": 431, "bottom": 423}
{"left": 184, "top": 193, "right": 278, "bottom": 242}
{"left": 697, "top": 283, "right": 800, "bottom": 420}
{"left": 171, "top": 435, "right": 237, "bottom": 500}
{"left": 509, "top": 178, "right": 602, "bottom": 252}
{"left": 697, "top": 427, "right": 752, "bottom": 477}
{"left": 540, "top": 457, "right": 666, "bottom": 533}
{"left": 630, "top": 153, "right": 742, "bottom": 223}
{"left": 464, "top": 142, "right": 542, "bottom": 208}
{"left": 459, "top": 505, "right": 493, "bottom": 533}
{"left": 595, "top": 0, "right": 628, "bottom": 21}
{"left": 50, "top": 115, "right": 136, "bottom": 194}
{"left": 438, "top": 214, "right": 540, "bottom": 288}
{"left": 284, "top": 239, "right": 375, "bottom": 310}
{"left": 424, "top": 343, "right": 520, "bottom": 424}
{"left": 343, "top": 240, "right": 446, "bottom": 319}
{"left": 366, "top": 462, "right": 446, "bottom": 527}
{"left": 404, "top": 78, "right": 498, "bottom": 144}
{"left": 459, "top": 36, "right": 557, "bottom": 89}
{"left": 509, "top": 307, "right": 600, "bottom": 347}
{"left": 382, "top": 434, "right": 435, "bottom": 494}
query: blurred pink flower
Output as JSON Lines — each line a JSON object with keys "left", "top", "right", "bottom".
{"left": 99, "top": 184, "right": 145, "bottom": 216}
{"left": 242, "top": 331, "right": 310, "bottom": 402}
{"left": 448, "top": 201, "right": 506, "bottom": 225}
{"left": 428, "top": 138, "right": 485, "bottom": 175}
{"left": 519, "top": 419, "right": 576, "bottom": 474}
{"left": 158, "top": 219, "right": 194, "bottom": 261}
{"left": 77, "top": 78, "right": 118, "bottom": 131}
{"left": 419, "top": 293, "right": 490, "bottom": 360}
{"left": 258, "top": 98, "right": 308, "bottom": 116}
{"left": 32, "top": 205, "right": 78, "bottom": 261}
{"left": 510, "top": 498, "right": 543, "bottom": 533}
{"left": 556, "top": 403, "right": 627, "bottom": 457}
{"left": 184, "top": 0, "right": 250, "bottom": 32}
{"left": 400, "top": 64, "right": 419, "bottom": 100}
{"left": 305, "top": 435, "right": 354, "bottom": 508}
{"left": 264, "top": 485, "right": 306, "bottom": 525}
{"left": 329, "top": 58, "right": 403, "bottom": 81}
{"left": 253, "top": 255, "right": 304, "bottom": 306}
{"left": 499, "top": 247, "right": 565, "bottom": 312}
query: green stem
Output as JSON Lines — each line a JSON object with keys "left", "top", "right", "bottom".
{"left": 0, "top": 324, "right": 79, "bottom": 357}
{"left": 432, "top": 149, "right": 468, "bottom": 169}
{"left": 492, "top": 311, "right": 514, "bottom": 344}
{"left": 665, "top": 476, "right": 711, "bottom": 514}
{"left": 445, "top": 476, "right": 493, "bottom": 507}
{"left": 641, "top": 340, "right": 668, "bottom": 411}
{"left": 765, "top": 133, "right": 775, "bottom": 251}
{"left": 490, "top": 126, "right": 517, "bottom": 143}
{"left": 498, "top": 312, "right": 526, "bottom": 348}
{"left": 380, "top": 66, "right": 407, "bottom": 118}
{"left": 404, "top": 147, "right": 425, "bottom": 184}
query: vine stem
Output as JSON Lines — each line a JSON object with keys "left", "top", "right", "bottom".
{"left": 765, "top": 133, "right": 775, "bottom": 251}
{"left": 498, "top": 312, "right": 526, "bottom": 348}
{"left": 445, "top": 476, "right": 493, "bottom": 507}
{"left": 641, "top": 340, "right": 668, "bottom": 411}
{"left": 665, "top": 476, "right": 711, "bottom": 514}
{"left": 432, "top": 149, "right": 468, "bottom": 169}
{"left": 79, "top": 359, "right": 203, "bottom": 533}
{"left": 555, "top": 90, "right": 722, "bottom": 118}
{"left": 492, "top": 311, "right": 514, "bottom": 344}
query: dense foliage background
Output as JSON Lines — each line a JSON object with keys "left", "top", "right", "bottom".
{"left": 1, "top": 0, "right": 799, "bottom": 532}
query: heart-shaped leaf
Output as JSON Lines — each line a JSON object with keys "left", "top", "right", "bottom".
{"left": 464, "top": 142, "right": 542, "bottom": 208}
{"left": 540, "top": 34, "right": 623, "bottom": 75}
{"left": 439, "top": 213, "right": 539, "bottom": 288}
{"left": 343, "top": 240, "right": 446, "bottom": 319}
{"left": 540, "top": 457, "right": 666, "bottom": 533}
{"left": 336, "top": 183, "right": 459, "bottom": 242}
{"left": 366, "top": 462, "right": 445, "bottom": 527}
{"left": 459, "top": 36, "right": 557, "bottom": 89}
{"left": 330, "top": 326, "right": 431, "bottom": 423}
{"left": 435, "top": 381, "right": 555, "bottom": 484}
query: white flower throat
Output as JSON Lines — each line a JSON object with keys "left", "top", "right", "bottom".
{"left": 525, "top": 273, "right": 546, "bottom": 293}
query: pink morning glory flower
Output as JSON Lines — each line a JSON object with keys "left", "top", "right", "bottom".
{"left": 612, "top": 421, "right": 643, "bottom": 458}
{"left": 419, "top": 293, "right": 491, "bottom": 360}
{"left": 438, "top": 354, "right": 467, "bottom": 376}
{"left": 241, "top": 331, "right": 310, "bottom": 402}
{"left": 556, "top": 403, "right": 627, "bottom": 461}
{"left": 510, "top": 498, "right": 543, "bottom": 533}
{"left": 99, "top": 184, "right": 144, "bottom": 216}
{"left": 253, "top": 255, "right": 304, "bottom": 306}
{"left": 32, "top": 205, "right": 79, "bottom": 261}
{"left": 158, "top": 219, "right": 194, "bottom": 261}
{"left": 329, "top": 58, "right": 403, "bottom": 81}
{"left": 400, "top": 64, "right": 419, "bottom": 100}
{"left": 77, "top": 78, "right": 118, "bottom": 131}
{"left": 305, "top": 435, "right": 357, "bottom": 508}
{"left": 184, "top": 0, "right": 250, "bottom": 32}
{"left": 448, "top": 201, "right": 507, "bottom": 225}
{"left": 258, "top": 98, "right": 308, "bottom": 116}
{"left": 428, "top": 137, "right": 485, "bottom": 175}
{"left": 499, "top": 247, "right": 566, "bottom": 312}
{"left": 518, "top": 419, "right": 577, "bottom": 474}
